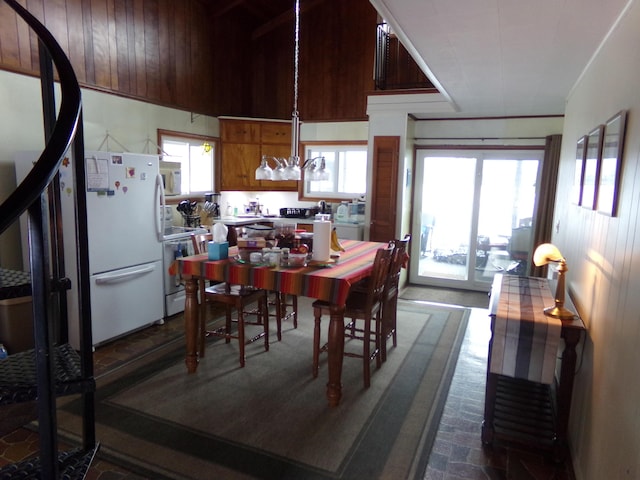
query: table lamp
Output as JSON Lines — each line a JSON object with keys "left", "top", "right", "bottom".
{"left": 532, "top": 243, "right": 576, "bottom": 320}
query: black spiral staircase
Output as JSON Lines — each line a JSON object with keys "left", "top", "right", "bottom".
{"left": 0, "top": 1, "right": 97, "bottom": 478}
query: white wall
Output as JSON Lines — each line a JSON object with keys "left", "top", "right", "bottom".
{"left": 0, "top": 70, "right": 221, "bottom": 270}
{"left": 552, "top": 1, "right": 640, "bottom": 478}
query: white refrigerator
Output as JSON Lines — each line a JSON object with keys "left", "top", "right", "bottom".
{"left": 15, "top": 151, "right": 165, "bottom": 348}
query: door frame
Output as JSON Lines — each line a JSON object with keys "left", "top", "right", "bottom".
{"left": 409, "top": 147, "right": 545, "bottom": 291}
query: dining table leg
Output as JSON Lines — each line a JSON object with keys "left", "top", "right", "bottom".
{"left": 327, "top": 304, "right": 345, "bottom": 407}
{"left": 184, "top": 277, "right": 199, "bottom": 373}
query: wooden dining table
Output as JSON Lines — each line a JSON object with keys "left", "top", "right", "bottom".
{"left": 178, "top": 238, "right": 387, "bottom": 406}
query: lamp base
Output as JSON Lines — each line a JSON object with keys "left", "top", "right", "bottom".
{"left": 544, "top": 305, "right": 576, "bottom": 320}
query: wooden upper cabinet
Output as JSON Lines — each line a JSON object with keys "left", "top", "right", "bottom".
{"left": 221, "top": 120, "right": 261, "bottom": 143}
{"left": 219, "top": 118, "right": 297, "bottom": 191}
{"left": 261, "top": 122, "right": 291, "bottom": 145}
{"left": 220, "top": 143, "right": 261, "bottom": 191}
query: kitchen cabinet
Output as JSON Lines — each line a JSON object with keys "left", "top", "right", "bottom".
{"left": 220, "top": 118, "right": 298, "bottom": 191}
{"left": 261, "top": 122, "right": 291, "bottom": 144}
{"left": 220, "top": 143, "right": 261, "bottom": 191}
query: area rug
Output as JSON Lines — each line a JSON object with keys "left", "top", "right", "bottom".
{"left": 57, "top": 298, "right": 469, "bottom": 480}
{"left": 400, "top": 285, "right": 490, "bottom": 309}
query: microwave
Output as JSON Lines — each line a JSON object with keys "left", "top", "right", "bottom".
{"left": 159, "top": 161, "right": 181, "bottom": 196}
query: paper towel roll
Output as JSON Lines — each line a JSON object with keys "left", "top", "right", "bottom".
{"left": 312, "top": 220, "right": 331, "bottom": 262}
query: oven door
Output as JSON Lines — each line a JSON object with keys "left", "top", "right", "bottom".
{"left": 162, "top": 226, "right": 208, "bottom": 317}
{"left": 163, "top": 238, "right": 193, "bottom": 317}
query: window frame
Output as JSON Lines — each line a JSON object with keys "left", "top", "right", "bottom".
{"left": 157, "top": 129, "right": 219, "bottom": 198}
{"left": 298, "top": 140, "right": 368, "bottom": 202}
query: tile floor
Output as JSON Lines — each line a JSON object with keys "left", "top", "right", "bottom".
{"left": 424, "top": 306, "right": 576, "bottom": 480}
{"left": 0, "top": 304, "right": 576, "bottom": 479}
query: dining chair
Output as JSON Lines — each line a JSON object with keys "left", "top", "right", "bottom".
{"left": 200, "top": 228, "right": 297, "bottom": 342}
{"left": 272, "top": 292, "right": 298, "bottom": 341}
{"left": 380, "top": 234, "right": 411, "bottom": 362}
{"left": 349, "top": 234, "right": 410, "bottom": 363}
{"left": 311, "top": 244, "right": 394, "bottom": 387}
{"left": 190, "top": 232, "right": 269, "bottom": 367}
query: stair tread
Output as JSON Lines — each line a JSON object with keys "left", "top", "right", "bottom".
{"left": 0, "top": 445, "right": 99, "bottom": 479}
{"left": 0, "top": 343, "right": 95, "bottom": 406}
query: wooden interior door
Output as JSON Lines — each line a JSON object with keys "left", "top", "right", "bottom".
{"left": 369, "top": 136, "right": 399, "bottom": 242}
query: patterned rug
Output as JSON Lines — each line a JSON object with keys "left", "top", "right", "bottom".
{"left": 57, "top": 298, "right": 469, "bottom": 479}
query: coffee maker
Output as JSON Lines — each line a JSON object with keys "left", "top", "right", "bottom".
{"left": 203, "top": 192, "right": 221, "bottom": 220}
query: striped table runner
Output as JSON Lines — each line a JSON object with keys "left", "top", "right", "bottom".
{"left": 489, "top": 275, "right": 561, "bottom": 385}
{"left": 179, "top": 239, "right": 386, "bottom": 306}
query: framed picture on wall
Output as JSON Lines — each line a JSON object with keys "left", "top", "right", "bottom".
{"left": 571, "top": 135, "right": 587, "bottom": 205}
{"left": 596, "top": 110, "right": 627, "bottom": 216}
{"left": 582, "top": 125, "right": 604, "bottom": 210}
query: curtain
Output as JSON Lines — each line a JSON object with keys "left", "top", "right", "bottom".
{"left": 531, "top": 134, "right": 562, "bottom": 277}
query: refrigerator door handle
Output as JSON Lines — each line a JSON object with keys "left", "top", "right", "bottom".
{"left": 95, "top": 264, "right": 156, "bottom": 285}
{"left": 155, "top": 173, "right": 165, "bottom": 242}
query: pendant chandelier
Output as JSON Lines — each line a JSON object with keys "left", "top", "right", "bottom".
{"left": 255, "top": 0, "right": 330, "bottom": 182}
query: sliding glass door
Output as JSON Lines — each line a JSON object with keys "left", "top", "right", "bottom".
{"left": 410, "top": 149, "right": 543, "bottom": 291}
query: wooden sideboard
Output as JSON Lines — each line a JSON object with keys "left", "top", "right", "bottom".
{"left": 481, "top": 274, "right": 585, "bottom": 462}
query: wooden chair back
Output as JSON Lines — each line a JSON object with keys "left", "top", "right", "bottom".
{"left": 387, "top": 234, "right": 411, "bottom": 296}
{"left": 191, "top": 228, "right": 237, "bottom": 254}
{"left": 363, "top": 244, "right": 395, "bottom": 313}
{"left": 191, "top": 232, "right": 213, "bottom": 255}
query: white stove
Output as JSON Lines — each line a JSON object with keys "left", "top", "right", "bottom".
{"left": 162, "top": 207, "right": 207, "bottom": 317}
{"left": 163, "top": 225, "right": 204, "bottom": 241}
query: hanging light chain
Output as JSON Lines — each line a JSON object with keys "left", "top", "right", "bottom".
{"left": 291, "top": 0, "right": 301, "bottom": 162}
{"left": 293, "top": 0, "right": 300, "bottom": 117}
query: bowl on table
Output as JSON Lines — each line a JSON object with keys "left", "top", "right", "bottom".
{"left": 237, "top": 247, "right": 263, "bottom": 263}
{"left": 286, "top": 253, "right": 308, "bottom": 267}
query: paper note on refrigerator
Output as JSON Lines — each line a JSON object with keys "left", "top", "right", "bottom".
{"left": 86, "top": 156, "right": 109, "bottom": 191}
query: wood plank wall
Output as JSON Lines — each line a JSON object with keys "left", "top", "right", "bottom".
{"left": 250, "top": 0, "right": 377, "bottom": 121}
{"left": 0, "top": 0, "right": 216, "bottom": 115}
{"left": 0, "top": 0, "right": 377, "bottom": 121}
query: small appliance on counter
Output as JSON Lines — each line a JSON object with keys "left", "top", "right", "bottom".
{"left": 279, "top": 206, "right": 320, "bottom": 219}
{"left": 203, "top": 192, "right": 221, "bottom": 220}
{"left": 348, "top": 201, "right": 366, "bottom": 223}
{"left": 318, "top": 200, "right": 332, "bottom": 216}
{"left": 159, "top": 160, "right": 181, "bottom": 196}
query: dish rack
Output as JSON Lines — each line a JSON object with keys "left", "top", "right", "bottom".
{"left": 279, "top": 207, "right": 320, "bottom": 218}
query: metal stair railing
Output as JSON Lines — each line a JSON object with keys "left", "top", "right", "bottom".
{"left": 0, "top": 0, "right": 96, "bottom": 478}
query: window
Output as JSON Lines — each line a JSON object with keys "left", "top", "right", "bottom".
{"left": 158, "top": 129, "right": 217, "bottom": 194}
{"left": 300, "top": 142, "right": 368, "bottom": 200}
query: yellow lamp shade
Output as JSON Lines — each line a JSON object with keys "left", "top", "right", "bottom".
{"left": 533, "top": 243, "right": 564, "bottom": 266}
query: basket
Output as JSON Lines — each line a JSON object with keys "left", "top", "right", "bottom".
{"left": 279, "top": 207, "right": 320, "bottom": 218}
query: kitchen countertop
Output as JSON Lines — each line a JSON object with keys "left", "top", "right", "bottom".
{"left": 211, "top": 216, "right": 363, "bottom": 227}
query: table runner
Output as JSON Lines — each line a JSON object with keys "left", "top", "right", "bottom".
{"left": 489, "top": 275, "right": 561, "bottom": 385}
{"left": 179, "top": 239, "right": 386, "bottom": 306}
